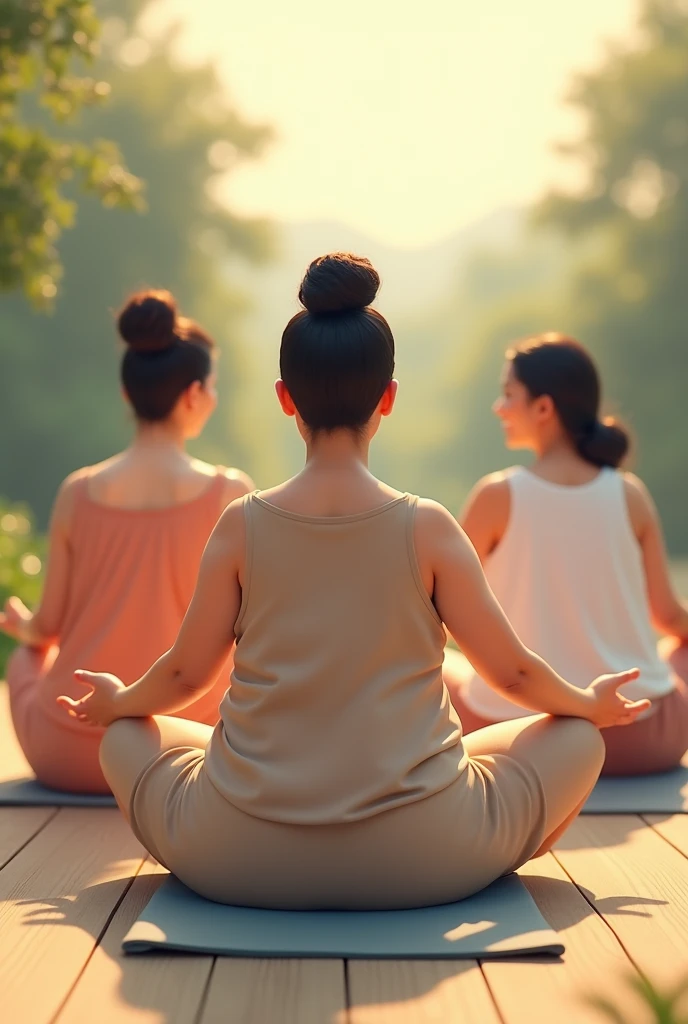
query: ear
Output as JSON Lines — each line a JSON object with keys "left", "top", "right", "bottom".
{"left": 379, "top": 379, "right": 398, "bottom": 418}
{"left": 275, "top": 379, "right": 297, "bottom": 417}
{"left": 185, "top": 379, "right": 204, "bottom": 409}
{"left": 534, "top": 393, "right": 555, "bottom": 423}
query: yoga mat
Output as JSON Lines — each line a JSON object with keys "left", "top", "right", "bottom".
{"left": 122, "top": 873, "right": 563, "bottom": 959}
{"left": 582, "top": 761, "right": 688, "bottom": 814}
{"left": 0, "top": 777, "right": 116, "bottom": 807}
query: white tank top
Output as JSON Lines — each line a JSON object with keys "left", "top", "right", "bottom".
{"left": 463, "top": 466, "right": 674, "bottom": 721}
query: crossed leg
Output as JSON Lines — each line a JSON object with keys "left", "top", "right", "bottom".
{"left": 100, "top": 716, "right": 214, "bottom": 821}
{"left": 462, "top": 713, "right": 605, "bottom": 858}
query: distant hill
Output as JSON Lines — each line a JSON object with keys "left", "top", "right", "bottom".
{"left": 229, "top": 207, "right": 523, "bottom": 355}
{"left": 228, "top": 207, "right": 526, "bottom": 488}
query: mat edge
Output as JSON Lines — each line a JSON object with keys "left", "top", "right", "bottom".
{"left": 121, "top": 939, "right": 565, "bottom": 959}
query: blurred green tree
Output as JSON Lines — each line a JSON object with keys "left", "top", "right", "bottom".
{"left": 435, "top": 0, "right": 688, "bottom": 552}
{"left": 0, "top": 0, "right": 143, "bottom": 304}
{"left": 0, "top": 1, "right": 274, "bottom": 525}
{"left": 417, "top": 231, "right": 579, "bottom": 514}
{"left": 534, "top": 0, "right": 688, "bottom": 551}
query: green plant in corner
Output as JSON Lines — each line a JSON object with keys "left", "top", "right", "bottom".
{"left": 588, "top": 972, "right": 688, "bottom": 1024}
{"left": 0, "top": 0, "right": 144, "bottom": 305}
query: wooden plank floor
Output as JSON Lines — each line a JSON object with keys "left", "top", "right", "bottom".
{"left": 2, "top": 689, "right": 687, "bottom": 1024}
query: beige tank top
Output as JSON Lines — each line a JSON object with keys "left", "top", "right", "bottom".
{"left": 204, "top": 492, "right": 465, "bottom": 824}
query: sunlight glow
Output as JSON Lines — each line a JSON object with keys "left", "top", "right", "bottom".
{"left": 143, "top": 0, "right": 638, "bottom": 245}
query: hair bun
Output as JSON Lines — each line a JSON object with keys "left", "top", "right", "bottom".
{"left": 117, "top": 290, "right": 178, "bottom": 352}
{"left": 578, "top": 417, "right": 630, "bottom": 469}
{"left": 298, "top": 252, "right": 380, "bottom": 315}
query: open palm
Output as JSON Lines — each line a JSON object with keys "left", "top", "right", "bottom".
{"left": 57, "top": 670, "right": 127, "bottom": 728}
{"left": 585, "top": 669, "right": 650, "bottom": 728}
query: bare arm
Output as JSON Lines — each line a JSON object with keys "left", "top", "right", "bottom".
{"left": 0, "top": 474, "right": 81, "bottom": 648}
{"left": 60, "top": 500, "right": 245, "bottom": 724}
{"left": 624, "top": 474, "right": 688, "bottom": 639}
{"left": 459, "top": 475, "right": 510, "bottom": 564}
{"left": 416, "top": 500, "right": 647, "bottom": 726}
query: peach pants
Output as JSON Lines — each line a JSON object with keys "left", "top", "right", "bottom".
{"left": 445, "top": 644, "right": 688, "bottom": 777}
{"left": 6, "top": 645, "right": 227, "bottom": 794}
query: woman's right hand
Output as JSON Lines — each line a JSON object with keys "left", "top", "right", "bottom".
{"left": 583, "top": 668, "right": 650, "bottom": 728}
{"left": 56, "top": 671, "right": 127, "bottom": 727}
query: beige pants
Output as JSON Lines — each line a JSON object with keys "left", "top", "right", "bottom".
{"left": 100, "top": 713, "right": 603, "bottom": 909}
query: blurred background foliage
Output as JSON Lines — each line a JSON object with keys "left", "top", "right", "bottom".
{"left": 0, "top": 0, "right": 274, "bottom": 527}
{"left": 0, "top": 0, "right": 143, "bottom": 303}
{"left": 0, "top": 499, "right": 45, "bottom": 673}
{"left": 406, "top": 0, "right": 688, "bottom": 549}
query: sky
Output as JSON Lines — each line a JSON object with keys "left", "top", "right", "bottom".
{"left": 143, "top": 0, "right": 639, "bottom": 247}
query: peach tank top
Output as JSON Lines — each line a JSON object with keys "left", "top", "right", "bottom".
{"left": 205, "top": 492, "right": 465, "bottom": 825}
{"left": 40, "top": 471, "right": 228, "bottom": 726}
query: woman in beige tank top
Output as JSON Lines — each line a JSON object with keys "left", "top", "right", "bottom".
{"left": 1, "top": 290, "right": 253, "bottom": 793}
{"left": 59, "top": 257, "right": 647, "bottom": 909}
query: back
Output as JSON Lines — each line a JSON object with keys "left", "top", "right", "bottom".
{"left": 464, "top": 467, "right": 673, "bottom": 720}
{"left": 205, "top": 492, "right": 464, "bottom": 824}
{"left": 40, "top": 473, "right": 228, "bottom": 724}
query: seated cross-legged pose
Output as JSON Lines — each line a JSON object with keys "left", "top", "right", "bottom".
{"left": 447, "top": 332, "right": 688, "bottom": 776}
{"left": 1, "top": 290, "right": 253, "bottom": 793}
{"left": 61, "top": 258, "right": 646, "bottom": 909}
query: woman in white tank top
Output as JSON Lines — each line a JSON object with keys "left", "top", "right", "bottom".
{"left": 447, "top": 332, "right": 688, "bottom": 776}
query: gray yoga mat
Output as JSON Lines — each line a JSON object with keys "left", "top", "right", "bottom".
{"left": 122, "top": 873, "right": 563, "bottom": 959}
{"left": 582, "top": 762, "right": 688, "bottom": 814}
{"left": 0, "top": 777, "right": 116, "bottom": 807}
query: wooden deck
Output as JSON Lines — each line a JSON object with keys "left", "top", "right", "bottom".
{"left": 2, "top": 693, "right": 688, "bottom": 1023}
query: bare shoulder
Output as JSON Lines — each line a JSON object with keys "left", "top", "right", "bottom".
{"left": 415, "top": 497, "right": 458, "bottom": 530}
{"left": 462, "top": 471, "right": 511, "bottom": 515}
{"left": 59, "top": 455, "right": 128, "bottom": 504}
{"left": 59, "top": 456, "right": 117, "bottom": 491}
{"left": 188, "top": 459, "right": 254, "bottom": 507}
{"left": 622, "top": 471, "right": 653, "bottom": 504}
{"left": 415, "top": 497, "right": 473, "bottom": 556}
{"left": 458, "top": 472, "right": 512, "bottom": 559}
{"left": 66, "top": 454, "right": 123, "bottom": 486}
{"left": 50, "top": 464, "right": 100, "bottom": 529}
{"left": 217, "top": 493, "right": 248, "bottom": 526}
{"left": 622, "top": 471, "right": 656, "bottom": 534}
{"left": 208, "top": 495, "right": 248, "bottom": 560}
{"left": 218, "top": 465, "right": 255, "bottom": 506}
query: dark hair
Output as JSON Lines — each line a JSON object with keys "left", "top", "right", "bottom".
{"left": 508, "top": 332, "right": 630, "bottom": 468}
{"left": 279, "top": 252, "right": 395, "bottom": 433}
{"left": 117, "top": 290, "right": 214, "bottom": 422}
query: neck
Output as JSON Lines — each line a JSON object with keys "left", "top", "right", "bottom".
{"left": 131, "top": 420, "right": 187, "bottom": 454}
{"left": 532, "top": 431, "right": 579, "bottom": 463}
{"left": 303, "top": 429, "right": 371, "bottom": 471}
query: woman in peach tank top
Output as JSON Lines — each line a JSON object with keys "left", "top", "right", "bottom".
{"left": 60, "top": 257, "right": 647, "bottom": 909}
{"left": 0, "top": 290, "right": 253, "bottom": 793}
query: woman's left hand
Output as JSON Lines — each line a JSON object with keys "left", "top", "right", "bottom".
{"left": 57, "top": 670, "right": 127, "bottom": 727}
{"left": 0, "top": 596, "right": 33, "bottom": 641}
